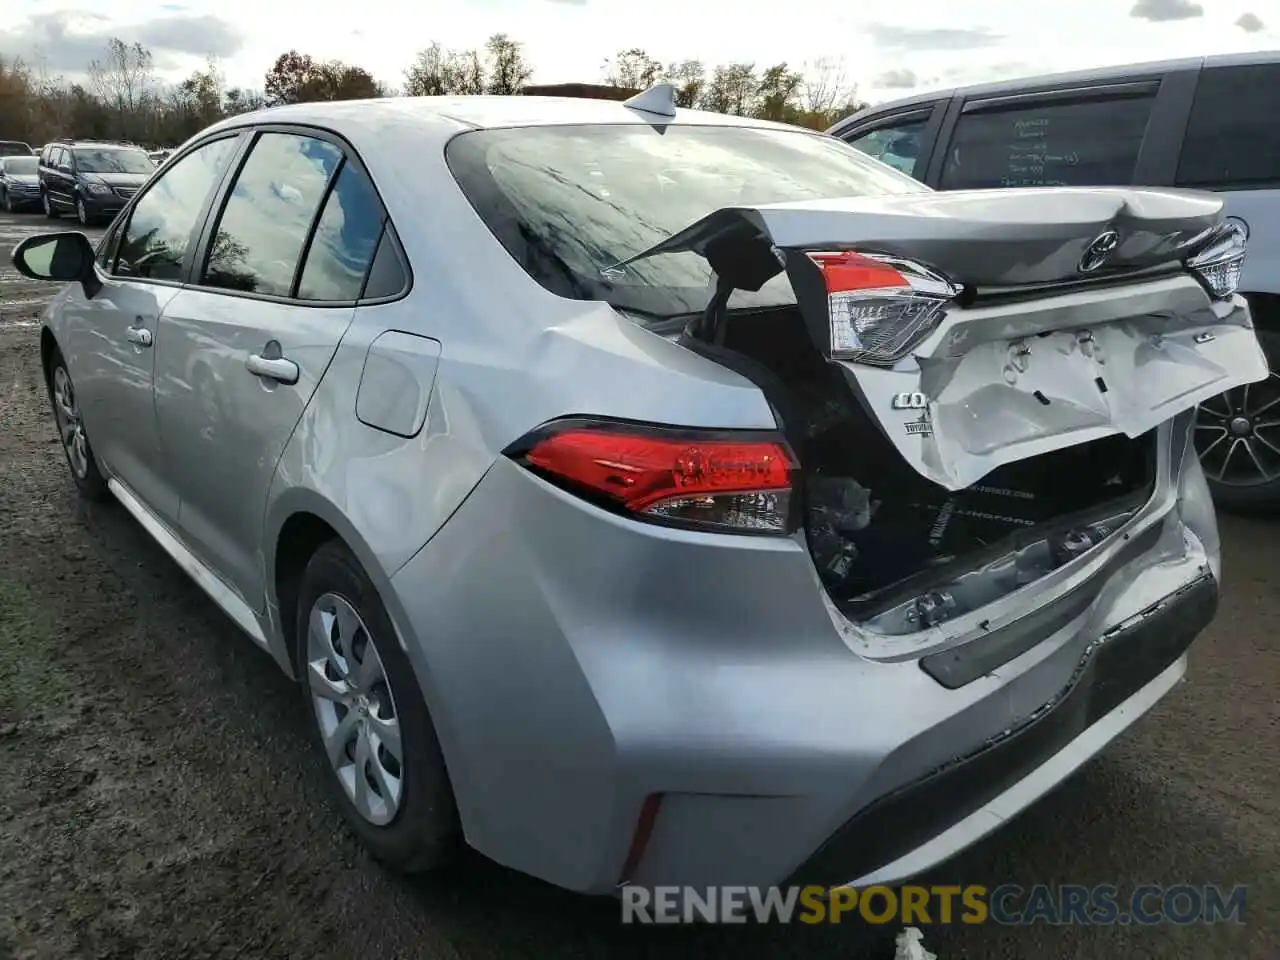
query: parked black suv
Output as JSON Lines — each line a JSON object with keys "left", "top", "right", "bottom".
{"left": 830, "top": 51, "right": 1280, "bottom": 512}
{"left": 38, "top": 140, "right": 156, "bottom": 225}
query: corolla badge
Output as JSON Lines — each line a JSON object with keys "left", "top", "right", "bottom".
{"left": 1079, "top": 229, "right": 1121, "bottom": 273}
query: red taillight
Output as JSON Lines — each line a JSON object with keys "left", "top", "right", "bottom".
{"left": 809, "top": 251, "right": 907, "bottom": 292}
{"left": 805, "top": 250, "right": 960, "bottom": 366}
{"left": 508, "top": 420, "right": 797, "bottom": 534}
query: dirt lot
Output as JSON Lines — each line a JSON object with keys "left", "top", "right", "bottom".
{"left": 0, "top": 211, "right": 1276, "bottom": 960}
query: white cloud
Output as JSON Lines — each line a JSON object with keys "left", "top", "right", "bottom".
{"left": 2, "top": 0, "right": 1273, "bottom": 105}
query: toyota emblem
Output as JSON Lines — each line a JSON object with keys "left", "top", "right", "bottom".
{"left": 1079, "top": 230, "right": 1121, "bottom": 273}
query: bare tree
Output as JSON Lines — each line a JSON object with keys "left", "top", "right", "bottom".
{"left": 800, "top": 57, "right": 851, "bottom": 115}
{"left": 604, "top": 48, "right": 663, "bottom": 90}
{"left": 404, "top": 42, "right": 449, "bottom": 96}
{"left": 87, "top": 38, "right": 154, "bottom": 139}
{"left": 664, "top": 59, "right": 705, "bottom": 107}
{"left": 484, "top": 34, "right": 532, "bottom": 95}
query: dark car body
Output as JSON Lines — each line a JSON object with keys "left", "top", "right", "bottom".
{"left": 38, "top": 141, "right": 156, "bottom": 225}
{"left": 0, "top": 155, "right": 41, "bottom": 211}
{"left": 828, "top": 50, "right": 1280, "bottom": 512}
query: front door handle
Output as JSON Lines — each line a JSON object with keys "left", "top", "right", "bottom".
{"left": 125, "top": 326, "right": 153, "bottom": 347}
{"left": 247, "top": 353, "right": 299, "bottom": 385}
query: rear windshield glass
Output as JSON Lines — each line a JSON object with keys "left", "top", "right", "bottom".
{"left": 74, "top": 148, "right": 154, "bottom": 175}
{"left": 446, "top": 124, "right": 927, "bottom": 319}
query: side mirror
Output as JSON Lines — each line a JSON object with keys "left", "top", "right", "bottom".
{"left": 12, "top": 232, "right": 102, "bottom": 299}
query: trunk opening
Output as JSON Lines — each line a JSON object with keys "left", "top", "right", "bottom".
{"left": 679, "top": 305, "right": 1159, "bottom": 629}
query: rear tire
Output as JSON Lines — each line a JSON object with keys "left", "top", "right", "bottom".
{"left": 46, "top": 348, "right": 110, "bottom": 502}
{"left": 1199, "top": 327, "right": 1280, "bottom": 513}
{"left": 296, "top": 541, "right": 460, "bottom": 873}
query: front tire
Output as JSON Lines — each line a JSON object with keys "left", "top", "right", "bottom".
{"left": 46, "top": 349, "right": 109, "bottom": 502}
{"left": 1197, "top": 327, "right": 1280, "bottom": 513}
{"left": 42, "top": 192, "right": 58, "bottom": 219}
{"left": 76, "top": 196, "right": 90, "bottom": 226}
{"left": 297, "top": 541, "right": 459, "bottom": 873}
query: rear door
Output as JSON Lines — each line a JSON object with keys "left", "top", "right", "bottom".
{"left": 1173, "top": 60, "right": 1280, "bottom": 304}
{"left": 154, "top": 126, "right": 388, "bottom": 608}
{"left": 832, "top": 101, "right": 949, "bottom": 183}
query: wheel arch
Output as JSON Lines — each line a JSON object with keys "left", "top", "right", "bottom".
{"left": 39, "top": 326, "right": 58, "bottom": 379}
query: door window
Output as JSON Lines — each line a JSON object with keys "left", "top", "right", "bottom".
{"left": 939, "top": 92, "right": 1156, "bottom": 190}
{"left": 1176, "top": 64, "right": 1280, "bottom": 188}
{"left": 113, "top": 137, "right": 239, "bottom": 281}
{"left": 201, "top": 132, "right": 342, "bottom": 297}
{"left": 296, "top": 161, "right": 386, "bottom": 301}
{"left": 846, "top": 118, "right": 929, "bottom": 179}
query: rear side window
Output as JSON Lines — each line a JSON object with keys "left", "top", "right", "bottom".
{"left": 296, "top": 161, "right": 386, "bottom": 301}
{"left": 114, "top": 137, "right": 238, "bottom": 281}
{"left": 201, "top": 132, "right": 342, "bottom": 296}
{"left": 939, "top": 92, "right": 1156, "bottom": 190}
{"left": 1176, "top": 64, "right": 1280, "bottom": 189}
{"left": 845, "top": 118, "right": 930, "bottom": 180}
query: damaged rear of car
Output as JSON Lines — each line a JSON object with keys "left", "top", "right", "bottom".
{"left": 437, "top": 117, "right": 1265, "bottom": 892}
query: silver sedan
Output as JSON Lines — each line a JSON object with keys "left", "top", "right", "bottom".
{"left": 12, "top": 85, "right": 1265, "bottom": 894}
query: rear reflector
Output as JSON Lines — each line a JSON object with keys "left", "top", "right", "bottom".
{"left": 808, "top": 250, "right": 960, "bottom": 366}
{"left": 508, "top": 419, "right": 797, "bottom": 534}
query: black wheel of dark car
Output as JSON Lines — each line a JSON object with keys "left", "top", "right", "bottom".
{"left": 46, "top": 348, "right": 109, "bottom": 502}
{"left": 296, "top": 540, "right": 460, "bottom": 873}
{"left": 1196, "top": 327, "right": 1280, "bottom": 513}
{"left": 76, "top": 196, "right": 89, "bottom": 226}
{"left": 1, "top": 189, "right": 10, "bottom": 213}
{"left": 42, "top": 192, "right": 58, "bottom": 219}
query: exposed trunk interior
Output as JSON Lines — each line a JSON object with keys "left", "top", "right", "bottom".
{"left": 678, "top": 305, "right": 1159, "bottom": 628}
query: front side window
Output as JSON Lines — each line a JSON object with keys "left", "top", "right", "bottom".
{"left": 1177, "top": 64, "right": 1280, "bottom": 189}
{"left": 114, "top": 137, "right": 239, "bottom": 281}
{"left": 939, "top": 92, "right": 1156, "bottom": 190}
{"left": 201, "top": 132, "right": 342, "bottom": 296}
{"left": 73, "top": 148, "right": 155, "bottom": 175}
{"left": 846, "top": 118, "right": 929, "bottom": 179}
{"left": 446, "top": 124, "right": 927, "bottom": 318}
{"left": 296, "top": 161, "right": 386, "bottom": 301}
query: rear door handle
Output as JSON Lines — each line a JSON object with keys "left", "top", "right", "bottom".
{"left": 247, "top": 353, "right": 299, "bottom": 385}
{"left": 125, "top": 326, "right": 152, "bottom": 347}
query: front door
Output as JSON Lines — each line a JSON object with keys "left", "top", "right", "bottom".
{"left": 154, "top": 130, "right": 386, "bottom": 608}
{"left": 59, "top": 135, "right": 243, "bottom": 522}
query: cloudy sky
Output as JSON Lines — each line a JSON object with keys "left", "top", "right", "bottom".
{"left": 1, "top": 0, "right": 1275, "bottom": 102}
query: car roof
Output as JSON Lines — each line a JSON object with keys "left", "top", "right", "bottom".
{"left": 839, "top": 48, "right": 1280, "bottom": 123}
{"left": 201, "top": 94, "right": 811, "bottom": 149}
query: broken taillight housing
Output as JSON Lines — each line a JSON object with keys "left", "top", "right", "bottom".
{"left": 1186, "top": 219, "right": 1247, "bottom": 299}
{"left": 506, "top": 419, "right": 797, "bottom": 534}
{"left": 808, "top": 251, "right": 961, "bottom": 366}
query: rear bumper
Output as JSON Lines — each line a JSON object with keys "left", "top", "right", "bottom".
{"left": 796, "top": 574, "right": 1215, "bottom": 888}
{"left": 386, "top": 420, "right": 1220, "bottom": 895}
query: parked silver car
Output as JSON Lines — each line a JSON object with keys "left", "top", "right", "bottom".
{"left": 13, "top": 87, "right": 1265, "bottom": 894}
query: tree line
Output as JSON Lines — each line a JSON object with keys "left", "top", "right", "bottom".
{"left": 0, "top": 34, "right": 866, "bottom": 150}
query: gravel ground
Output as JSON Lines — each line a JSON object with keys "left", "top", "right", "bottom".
{"left": 0, "top": 211, "right": 1276, "bottom": 960}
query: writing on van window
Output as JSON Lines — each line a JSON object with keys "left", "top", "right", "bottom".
{"left": 940, "top": 94, "right": 1154, "bottom": 191}
{"left": 1000, "top": 117, "right": 1080, "bottom": 187}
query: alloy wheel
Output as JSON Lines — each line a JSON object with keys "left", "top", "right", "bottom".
{"left": 1195, "top": 375, "right": 1280, "bottom": 486}
{"left": 42, "top": 193, "right": 50, "bottom": 215}
{"left": 306, "top": 592, "right": 404, "bottom": 827}
{"left": 51, "top": 366, "right": 89, "bottom": 479}
{"left": 77, "top": 198, "right": 87, "bottom": 225}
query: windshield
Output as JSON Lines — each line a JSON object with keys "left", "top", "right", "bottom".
{"left": 74, "top": 148, "right": 154, "bottom": 175}
{"left": 446, "top": 123, "right": 928, "bottom": 318}
{"left": 3, "top": 157, "right": 37, "bottom": 174}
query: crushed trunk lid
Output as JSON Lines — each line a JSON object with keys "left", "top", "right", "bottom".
{"left": 609, "top": 187, "right": 1268, "bottom": 490}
